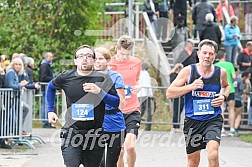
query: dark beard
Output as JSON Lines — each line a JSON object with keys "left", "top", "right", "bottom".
{"left": 81, "top": 65, "right": 93, "bottom": 71}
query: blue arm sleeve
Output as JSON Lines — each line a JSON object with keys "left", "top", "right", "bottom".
{"left": 98, "top": 89, "right": 119, "bottom": 108}
{"left": 46, "top": 80, "right": 56, "bottom": 112}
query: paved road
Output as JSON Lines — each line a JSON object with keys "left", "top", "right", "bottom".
{"left": 1, "top": 128, "right": 252, "bottom": 167}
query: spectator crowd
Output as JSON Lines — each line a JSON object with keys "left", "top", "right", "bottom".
{"left": 0, "top": 1, "right": 251, "bottom": 160}
{"left": 157, "top": 0, "right": 252, "bottom": 136}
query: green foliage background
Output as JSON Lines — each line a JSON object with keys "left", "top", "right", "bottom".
{"left": 0, "top": 0, "right": 110, "bottom": 79}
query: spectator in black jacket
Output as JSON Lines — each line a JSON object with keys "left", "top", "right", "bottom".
{"left": 200, "top": 13, "right": 222, "bottom": 51}
{"left": 237, "top": 41, "right": 252, "bottom": 73}
{"left": 38, "top": 52, "right": 54, "bottom": 83}
{"left": 38, "top": 52, "right": 54, "bottom": 128}
{"left": 192, "top": 0, "right": 217, "bottom": 39}
{"left": 170, "top": 0, "right": 192, "bottom": 26}
{"left": 0, "top": 67, "right": 11, "bottom": 149}
{"left": 26, "top": 57, "right": 35, "bottom": 83}
{"left": 0, "top": 67, "right": 6, "bottom": 88}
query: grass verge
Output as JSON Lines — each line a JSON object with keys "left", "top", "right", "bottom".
{"left": 240, "top": 134, "right": 252, "bottom": 143}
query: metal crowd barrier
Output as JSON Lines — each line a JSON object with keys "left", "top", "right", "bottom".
{"left": 139, "top": 86, "right": 252, "bottom": 131}
{"left": 33, "top": 82, "right": 64, "bottom": 124}
{"left": 31, "top": 83, "right": 252, "bottom": 131}
{"left": 0, "top": 88, "right": 39, "bottom": 148}
{"left": 138, "top": 86, "right": 174, "bottom": 130}
{"left": 0, "top": 89, "right": 22, "bottom": 138}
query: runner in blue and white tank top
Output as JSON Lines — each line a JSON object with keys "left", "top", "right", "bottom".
{"left": 184, "top": 64, "right": 222, "bottom": 120}
{"left": 166, "top": 39, "right": 230, "bottom": 167}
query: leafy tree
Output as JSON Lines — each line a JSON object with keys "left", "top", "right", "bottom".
{"left": 0, "top": 0, "right": 109, "bottom": 78}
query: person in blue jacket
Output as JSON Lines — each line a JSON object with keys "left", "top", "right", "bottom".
{"left": 224, "top": 16, "right": 242, "bottom": 64}
{"left": 46, "top": 45, "right": 120, "bottom": 167}
{"left": 6, "top": 58, "right": 40, "bottom": 129}
{"left": 94, "top": 47, "right": 126, "bottom": 167}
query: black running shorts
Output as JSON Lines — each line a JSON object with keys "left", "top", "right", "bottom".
{"left": 123, "top": 111, "right": 141, "bottom": 137}
{"left": 183, "top": 114, "right": 223, "bottom": 154}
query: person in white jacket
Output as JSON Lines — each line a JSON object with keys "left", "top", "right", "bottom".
{"left": 137, "top": 62, "right": 155, "bottom": 131}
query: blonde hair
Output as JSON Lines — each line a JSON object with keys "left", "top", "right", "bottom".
{"left": 11, "top": 58, "right": 24, "bottom": 75}
{"left": 171, "top": 63, "right": 183, "bottom": 73}
{"left": 95, "top": 47, "right": 112, "bottom": 60}
{"left": 1, "top": 54, "right": 7, "bottom": 62}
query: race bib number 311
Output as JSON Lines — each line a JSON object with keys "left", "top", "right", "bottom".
{"left": 193, "top": 99, "right": 214, "bottom": 115}
{"left": 71, "top": 104, "right": 94, "bottom": 121}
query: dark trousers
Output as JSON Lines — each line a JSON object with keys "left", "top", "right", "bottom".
{"left": 41, "top": 90, "right": 48, "bottom": 126}
{"left": 60, "top": 128, "right": 104, "bottom": 167}
{"left": 100, "top": 131, "right": 125, "bottom": 167}
{"left": 139, "top": 97, "right": 156, "bottom": 131}
{"left": 172, "top": 97, "right": 184, "bottom": 129}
